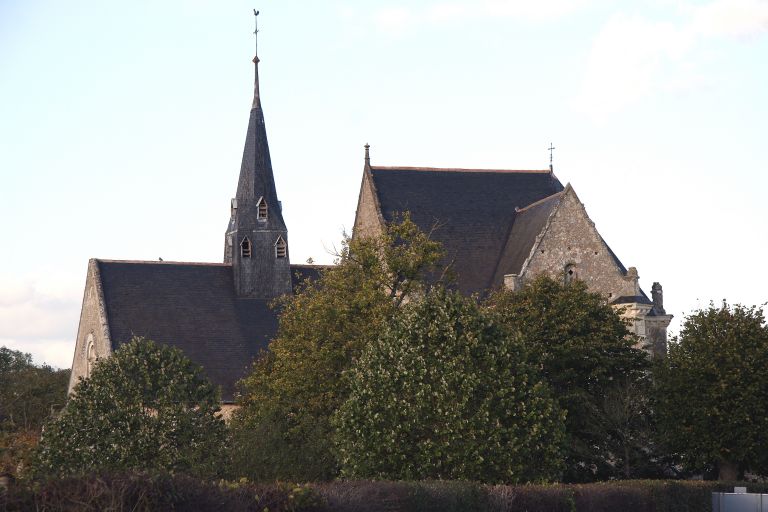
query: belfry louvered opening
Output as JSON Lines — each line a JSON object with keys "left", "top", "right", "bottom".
{"left": 241, "top": 237, "right": 252, "bottom": 258}
{"left": 275, "top": 236, "right": 287, "bottom": 258}
{"left": 257, "top": 197, "right": 268, "bottom": 220}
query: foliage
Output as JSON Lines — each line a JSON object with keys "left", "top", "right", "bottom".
{"left": 31, "top": 337, "right": 227, "bottom": 478}
{"left": 231, "top": 214, "right": 445, "bottom": 481}
{"left": 1, "top": 472, "right": 326, "bottom": 512}
{"left": 0, "top": 346, "right": 69, "bottom": 476}
{"left": 486, "top": 275, "right": 650, "bottom": 482}
{"left": 0, "top": 347, "right": 70, "bottom": 433}
{"left": 4, "top": 476, "right": 765, "bottom": 512}
{"left": 335, "top": 287, "right": 565, "bottom": 483}
{"left": 654, "top": 302, "right": 768, "bottom": 480}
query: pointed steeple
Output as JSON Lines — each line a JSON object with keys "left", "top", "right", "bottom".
{"left": 252, "top": 56, "right": 261, "bottom": 109}
{"left": 224, "top": 20, "right": 291, "bottom": 299}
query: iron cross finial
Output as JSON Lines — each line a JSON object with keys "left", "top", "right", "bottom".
{"left": 253, "top": 9, "right": 260, "bottom": 56}
{"left": 548, "top": 142, "right": 556, "bottom": 171}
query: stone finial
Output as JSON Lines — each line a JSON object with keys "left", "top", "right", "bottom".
{"left": 364, "top": 143, "right": 371, "bottom": 166}
{"left": 625, "top": 266, "right": 640, "bottom": 295}
{"left": 652, "top": 282, "right": 665, "bottom": 314}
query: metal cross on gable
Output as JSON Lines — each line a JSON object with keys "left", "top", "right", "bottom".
{"left": 548, "top": 142, "right": 556, "bottom": 171}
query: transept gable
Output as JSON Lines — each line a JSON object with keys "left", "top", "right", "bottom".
{"left": 516, "top": 184, "right": 638, "bottom": 300}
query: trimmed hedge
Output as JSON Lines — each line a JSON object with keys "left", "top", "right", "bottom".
{"left": 0, "top": 473, "right": 323, "bottom": 512}
{"left": 3, "top": 475, "right": 768, "bottom": 511}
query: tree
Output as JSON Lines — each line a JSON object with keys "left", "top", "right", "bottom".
{"left": 485, "top": 275, "right": 649, "bottom": 482}
{"left": 32, "top": 337, "right": 226, "bottom": 478}
{"left": 0, "top": 347, "right": 69, "bottom": 476}
{"left": 231, "top": 214, "right": 445, "bottom": 481}
{"left": 335, "top": 288, "right": 565, "bottom": 483}
{"left": 655, "top": 302, "right": 768, "bottom": 480}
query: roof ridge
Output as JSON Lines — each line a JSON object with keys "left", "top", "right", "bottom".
{"left": 514, "top": 191, "right": 564, "bottom": 213}
{"left": 96, "top": 259, "right": 231, "bottom": 267}
{"left": 370, "top": 166, "right": 551, "bottom": 174}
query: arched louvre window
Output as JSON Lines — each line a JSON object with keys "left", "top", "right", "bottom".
{"left": 257, "top": 197, "right": 268, "bottom": 220}
{"left": 275, "top": 236, "right": 287, "bottom": 258}
{"left": 241, "top": 237, "right": 252, "bottom": 258}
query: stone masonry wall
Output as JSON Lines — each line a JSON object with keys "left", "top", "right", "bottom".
{"left": 68, "top": 259, "right": 112, "bottom": 394}
{"left": 352, "top": 170, "right": 384, "bottom": 239}
{"left": 520, "top": 187, "right": 635, "bottom": 300}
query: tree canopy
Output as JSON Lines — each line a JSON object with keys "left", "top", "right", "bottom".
{"left": 1, "top": 347, "right": 69, "bottom": 433}
{"left": 335, "top": 287, "right": 565, "bottom": 483}
{"left": 655, "top": 302, "right": 768, "bottom": 480}
{"left": 231, "top": 214, "right": 446, "bottom": 481}
{"left": 33, "top": 337, "right": 226, "bottom": 478}
{"left": 486, "top": 275, "right": 650, "bottom": 481}
{"left": 0, "top": 347, "right": 70, "bottom": 476}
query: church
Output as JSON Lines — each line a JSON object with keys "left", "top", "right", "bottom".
{"left": 68, "top": 47, "right": 672, "bottom": 404}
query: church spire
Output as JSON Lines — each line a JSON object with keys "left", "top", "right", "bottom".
{"left": 224, "top": 10, "right": 292, "bottom": 299}
{"left": 252, "top": 55, "right": 261, "bottom": 109}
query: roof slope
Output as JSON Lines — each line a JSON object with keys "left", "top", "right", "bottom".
{"left": 491, "top": 191, "right": 564, "bottom": 287}
{"left": 369, "top": 166, "right": 564, "bottom": 295}
{"left": 97, "top": 260, "right": 323, "bottom": 402}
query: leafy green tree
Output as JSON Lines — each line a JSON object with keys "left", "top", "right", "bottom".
{"left": 335, "top": 288, "right": 566, "bottom": 483}
{"left": 231, "top": 214, "right": 445, "bottom": 481}
{"left": 32, "top": 337, "right": 226, "bottom": 478}
{"left": 655, "top": 303, "right": 768, "bottom": 480}
{"left": 0, "top": 346, "right": 69, "bottom": 476}
{"left": 593, "top": 375, "right": 663, "bottom": 479}
{"left": 486, "top": 275, "right": 649, "bottom": 482}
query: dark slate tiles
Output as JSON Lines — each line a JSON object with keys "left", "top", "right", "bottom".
{"left": 97, "top": 260, "right": 279, "bottom": 402}
{"left": 370, "top": 168, "right": 564, "bottom": 295}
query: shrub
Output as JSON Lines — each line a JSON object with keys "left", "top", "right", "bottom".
{"left": 32, "top": 337, "right": 227, "bottom": 478}
{"left": 335, "top": 288, "right": 565, "bottom": 483}
{"left": 1, "top": 472, "right": 326, "bottom": 512}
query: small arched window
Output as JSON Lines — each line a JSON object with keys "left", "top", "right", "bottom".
{"left": 564, "top": 263, "right": 577, "bottom": 285}
{"left": 241, "top": 237, "right": 252, "bottom": 258}
{"left": 86, "top": 334, "right": 96, "bottom": 378}
{"left": 257, "top": 197, "right": 268, "bottom": 221}
{"left": 275, "top": 236, "right": 287, "bottom": 258}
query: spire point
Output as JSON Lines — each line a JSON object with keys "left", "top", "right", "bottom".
{"left": 364, "top": 143, "right": 371, "bottom": 166}
{"left": 251, "top": 9, "right": 261, "bottom": 109}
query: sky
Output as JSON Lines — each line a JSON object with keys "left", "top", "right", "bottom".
{"left": 1, "top": 0, "right": 767, "bottom": 369}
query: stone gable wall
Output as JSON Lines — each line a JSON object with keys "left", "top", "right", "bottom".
{"left": 352, "top": 170, "right": 384, "bottom": 239}
{"left": 68, "top": 260, "right": 113, "bottom": 394}
{"left": 520, "top": 188, "right": 635, "bottom": 299}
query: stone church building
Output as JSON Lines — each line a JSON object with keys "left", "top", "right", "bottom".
{"left": 69, "top": 51, "right": 671, "bottom": 403}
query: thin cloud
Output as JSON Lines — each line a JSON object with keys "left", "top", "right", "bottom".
{"left": 0, "top": 279, "right": 79, "bottom": 368}
{"left": 690, "top": 0, "right": 768, "bottom": 38}
{"left": 372, "top": 0, "right": 595, "bottom": 33}
{"left": 573, "top": 0, "right": 768, "bottom": 119}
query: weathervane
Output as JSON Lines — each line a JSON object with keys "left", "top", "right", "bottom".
{"left": 548, "top": 142, "right": 556, "bottom": 172}
{"left": 253, "top": 9, "right": 260, "bottom": 56}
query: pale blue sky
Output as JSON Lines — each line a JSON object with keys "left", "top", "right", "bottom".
{"left": 1, "top": 0, "right": 767, "bottom": 368}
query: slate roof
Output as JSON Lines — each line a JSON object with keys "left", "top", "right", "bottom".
{"left": 492, "top": 191, "right": 564, "bottom": 287}
{"left": 291, "top": 264, "right": 330, "bottom": 289}
{"left": 368, "top": 166, "right": 564, "bottom": 295}
{"left": 96, "top": 260, "right": 324, "bottom": 402}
